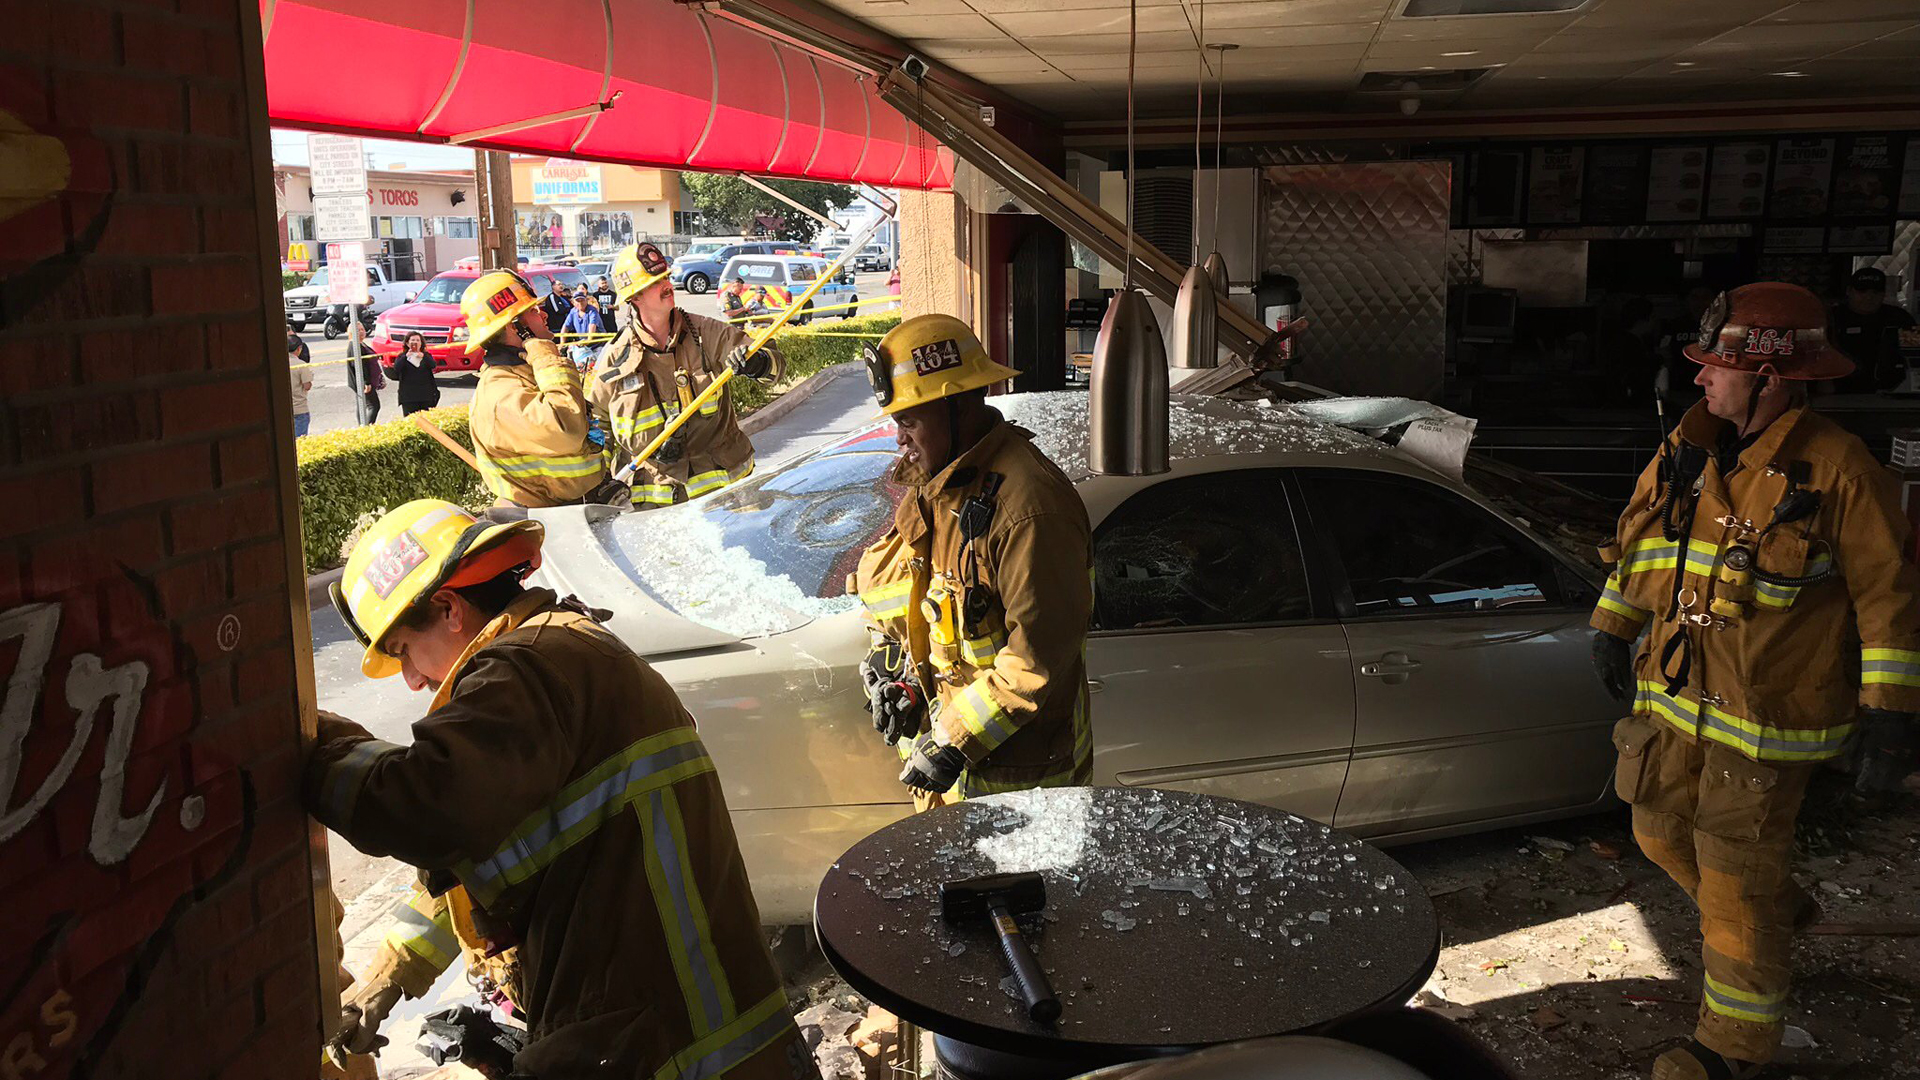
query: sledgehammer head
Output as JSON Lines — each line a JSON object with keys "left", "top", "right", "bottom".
{"left": 940, "top": 872, "right": 1046, "bottom": 921}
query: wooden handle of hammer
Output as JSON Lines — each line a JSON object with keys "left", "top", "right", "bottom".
{"left": 410, "top": 413, "right": 480, "bottom": 472}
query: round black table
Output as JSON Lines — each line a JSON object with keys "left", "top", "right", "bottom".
{"left": 813, "top": 787, "right": 1439, "bottom": 1079}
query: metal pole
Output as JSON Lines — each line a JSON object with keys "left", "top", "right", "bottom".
{"left": 348, "top": 301, "right": 368, "bottom": 425}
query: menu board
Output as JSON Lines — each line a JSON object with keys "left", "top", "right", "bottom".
{"left": 1646, "top": 145, "right": 1707, "bottom": 222}
{"left": 1828, "top": 224, "right": 1894, "bottom": 255}
{"left": 1707, "top": 142, "right": 1769, "bottom": 219}
{"left": 1831, "top": 134, "right": 1898, "bottom": 218}
{"left": 1584, "top": 144, "right": 1647, "bottom": 225}
{"left": 1770, "top": 138, "right": 1836, "bottom": 219}
{"left": 1526, "top": 146, "right": 1584, "bottom": 224}
{"left": 1762, "top": 226, "right": 1825, "bottom": 254}
{"left": 1902, "top": 139, "right": 1920, "bottom": 217}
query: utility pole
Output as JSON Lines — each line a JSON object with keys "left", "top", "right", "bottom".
{"left": 474, "top": 149, "right": 519, "bottom": 270}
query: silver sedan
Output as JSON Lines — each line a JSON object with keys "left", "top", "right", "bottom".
{"left": 531, "top": 392, "right": 1621, "bottom": 923}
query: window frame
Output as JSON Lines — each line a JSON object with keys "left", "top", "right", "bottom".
{"left": 1086, "top": 467, "right": 1339, "bottom": 639}
{"left": 1291, "top": 466, "right": 1586, "bottom": 623}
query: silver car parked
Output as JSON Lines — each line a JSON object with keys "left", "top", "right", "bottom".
{"left": 531, "top": 392, "right": 1621, "bottom": 923}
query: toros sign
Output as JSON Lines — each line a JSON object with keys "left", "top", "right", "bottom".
{"left": 376, "top": 189, "right": 420, "bottom": 207}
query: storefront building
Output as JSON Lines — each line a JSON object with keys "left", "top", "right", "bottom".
{"left": 509, "top": 157, "right": 693, "bottom": 258}
{"left": 274, "top": 164, "right": 479, "bottom": 277}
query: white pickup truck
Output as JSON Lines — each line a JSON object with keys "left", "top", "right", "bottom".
{"left": 282, "top": 264, "right": 429, "bottom": 332}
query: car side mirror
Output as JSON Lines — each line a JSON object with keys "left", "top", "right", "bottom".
{"left": 405, "top": 292, "right": 418, "bottom": 303}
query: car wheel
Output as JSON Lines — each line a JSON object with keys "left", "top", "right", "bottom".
{"left": 797, "top": 301, "right": 813, "bottom": 325}
{"left": 685, "top": 273, "right": 710, "bottom": 294}
{"left": 322, "top": 321, "right": 342, "bottom": 341}
{"left": 841, "top": 296, "right": 859, "bottom": 320}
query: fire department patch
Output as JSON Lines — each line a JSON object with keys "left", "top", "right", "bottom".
{"left": 910, "top": 338, "right": 964, "bottom": 377}
{"left": 1743, "top": 327, "right": 1796, "bottom": 356}
{"left": 363, "top": 530, "right": 430, "bottom": 599}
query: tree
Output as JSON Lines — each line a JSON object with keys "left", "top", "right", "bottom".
{"left": 681, "top": 174, "right": 857, "bottom": 242}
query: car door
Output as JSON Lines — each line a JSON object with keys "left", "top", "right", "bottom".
{"left": 1086, "top": 469, "right": 1354, "bottom": 822}
{"left": 1296, "top": 469, "right": 1618, "bottom": 839}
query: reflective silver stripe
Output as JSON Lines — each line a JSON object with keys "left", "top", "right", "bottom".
{"left": 1704, "top": 975, "right": 1787, "bottom": 1023}
{"left": 323, "top": 739, "right": 402, "bottom": 826}
{"left": 461, "top": 733, "right": 712, "bottom": 901}
{"left": 479, "top": 453, "right": 604, "bottom": 478}
{"left": 646, "top": 789, "right": 732, "bottom": 1035}
{"left": 388, "top": 899, "right": 458, "bottom": 968}
{"left": 652, "top": 990, "right": 799, "bottom": 1080}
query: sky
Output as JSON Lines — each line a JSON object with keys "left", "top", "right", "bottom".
{"left": 270, "top": 129, "right": 478, "bottom": 172}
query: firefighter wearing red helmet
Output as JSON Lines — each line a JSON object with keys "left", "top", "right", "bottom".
{"left": 1589, "top": 283, "right": 1920, "bottom": 1080}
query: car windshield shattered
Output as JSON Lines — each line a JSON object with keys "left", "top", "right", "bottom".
{"left": 598, "top": 424, "right": 904, "bottom": 637}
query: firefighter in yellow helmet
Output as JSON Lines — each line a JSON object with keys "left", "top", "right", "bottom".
{"left": 461, "top": 269, "right": 606, "bottom": 508}
{"left": 308, "top": 499, "right": 817, "bottom": 1080}
{"left": 848, "top": 314, "right": 1093, "bottom": 807}
{"left": 587, "top": 242, "right": 785, "bottom": 508}
{"left": 1589, "top": 284, "right": 1920, "bottom": 1080}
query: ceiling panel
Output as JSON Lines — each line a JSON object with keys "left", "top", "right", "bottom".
{"left": 1712, "top": 19, "right": 1918, "bottom": 45}
{"left": 1372, "top": 13, "right": 1582, "bottom": 42}
{"left": 810, "top": 0, "right": 983, "bottom": 16}
{"left": 861, "top": 12, "right": 1007, "bottom": 37}
{"left": 1203, "top": 22, "right": 1381, "bottom": 46}
{"left": 986, "top": 6, "right": 1195, "bottom": 37}
{"left": 1198, "top": 0, "right": 1395, "bottom": 25}
{"left": 962, "top": 0, "right": 1186, "bottom": 10}
{"left": 1761, "top": 0, "right": 1920, "bottom": 23}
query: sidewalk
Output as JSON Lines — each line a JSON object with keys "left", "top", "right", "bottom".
{"left": 750, "top": 363, "right": 887, "bottom": 468}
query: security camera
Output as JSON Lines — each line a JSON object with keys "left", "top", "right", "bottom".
{"left": 902, "top": 54, "right": 930, "bottom": 82}
{"left": 1399, "top": 96, "right": 1420, "bottom": 116}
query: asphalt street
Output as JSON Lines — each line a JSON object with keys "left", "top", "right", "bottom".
{"left": 290, "top": 271, "right": 895, "bottom": 436}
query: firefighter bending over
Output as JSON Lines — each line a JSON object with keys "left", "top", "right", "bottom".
{"left": 850, "top": 314, "right": 1093, "bottom": 808}
{"left": 307, "top": 499, "right": 817, "bottom": 1080}
{"left": 461, "top": 270, "right": 606, "bottom": 508}
{"left": 589, "top": 242, "right": 784, "bottom": 509}
{"left": 1589, "top": 283, "right": 1920, "bottom": 1080}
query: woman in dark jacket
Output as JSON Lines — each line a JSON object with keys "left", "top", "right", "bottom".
{"left": 391, "top": 330, "right": 442, "bottom": 415}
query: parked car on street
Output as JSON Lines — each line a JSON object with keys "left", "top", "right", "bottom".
{"left": 528, "top": 391, "right": 1621, "bottom": 923}
{"left": 283, "top": 263, "right": 428, "bottom": 332}
{"left": 368, "top": 264, "right": 586, "bottom": 372}
{"left": 716, "top": 254, "right": 858, "bottom": 324}
{"left": 672, "top": 238, "right": 782, "bottom": 294}
{"left": 853, "top": 245, "right": 892, "bottom": 272}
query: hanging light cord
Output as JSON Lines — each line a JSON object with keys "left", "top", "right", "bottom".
{"left": 1192, "top": 0, "right": 1204, "bottom": 266}
{"left": 1212, "top": 44, "right": 1225, "bottom": 246}
{"left": 1125, "top": 0, "right": 1137, "bottom": 293}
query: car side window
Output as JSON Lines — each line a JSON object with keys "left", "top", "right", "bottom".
{"left": 1093, "top": 471, "right": 1311, "bottom": 631}
{"left": 719, "top": 246, "right": 739, "bottom": 261}
{"left": 791, "top": 262, "right": 817, "bottom": 283}
{"left": 1302, "top": 473, "right": 1560, "bottom": 617}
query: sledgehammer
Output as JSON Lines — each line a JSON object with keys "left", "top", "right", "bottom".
{"left": 941, "top": 872, "right": 1061, "bottom": 1025}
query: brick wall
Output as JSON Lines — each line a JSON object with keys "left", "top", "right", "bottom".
{"left": 0, "top": 2, "right": 326, "bottom": 1078}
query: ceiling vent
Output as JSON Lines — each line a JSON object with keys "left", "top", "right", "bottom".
{"left": 1400, "top": 0, "right": 1588, "bottom": 15}
{"left": 1356, "top": 68, "right": 1492, "bottom": 93}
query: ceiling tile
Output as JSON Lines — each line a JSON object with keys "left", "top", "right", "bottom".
{"left": 1762, "top": 0, "right": 1920, "bottom": 23}
{"left": 1360, "top": 38, "right": 1536, "bottom": 62}
{"left": 916, "top": 37, "right": 1036, "bottom": 59}
{"left": 1194, "top": 0, "right": 1394, "bottom": 27}
{"left": 1197, "top": 21, "right": 1379, "bottom": 46}
{"left": 812, "top": 0, "right": 982, "bottom": 16}
{"left": 1374, "top": 12, "right": 1581, "bottom": 42}
{"left": 1569, "top": 0, "right": 1789, "bottom": 30}
{"left": 963, "top": 0, "right": 1185, "bottom": 11}
{"left": 1526, "top": 37, "right": 1690, "bottom": 61}
{"left": 987, "top": 5, "right": 1193, "bottom": 38}
{"left": 1712, "top": 19, "right": 1914, "bottom": 45}
{"left": 860, "top": 12, "right": 1007, "bottom": 38}
{"left": 1024, "top": 30, "right": 1214, "bottom": 54}
{"left": 936, "top": 54, "right": 1068, "bottom": 75}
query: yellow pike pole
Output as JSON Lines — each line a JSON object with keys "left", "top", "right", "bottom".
{"left": 620, "top": 213, "right": 892, "bottom": 479}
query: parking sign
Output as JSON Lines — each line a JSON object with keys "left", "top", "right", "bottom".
{"left": 326, "top": 242, "right": 369, "bottom": 305}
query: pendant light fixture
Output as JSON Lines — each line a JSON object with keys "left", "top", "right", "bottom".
{"left": 1203, "top": 41, "right": 1237, "bottom": 295}
{"left": 1171, "top": 0, "right": 1219, "bottom": 370}
{"left": 1090, "top": 0, "right": 1169, "bottom": 476}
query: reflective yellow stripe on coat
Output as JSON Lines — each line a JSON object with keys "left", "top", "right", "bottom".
{"left": 1634, "top": 680, "right": 1852, "bottom": 761}
{"left": 385, "top": 890, "right": 457, "bottom": 971}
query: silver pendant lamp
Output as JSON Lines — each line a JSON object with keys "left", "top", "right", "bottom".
{"left": 1090, "top": 0, "right": 1169, "bottom": 475}
{"left": 1172, "top": 0, "right": 1222, "bottom": 370}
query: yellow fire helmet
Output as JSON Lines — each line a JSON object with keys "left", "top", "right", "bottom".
{"left": 329, "top": 499, "right": 544, "bottom": 678}
{"left": 864, "top": 314, "right": 1019, "bottom": 417}
{"left": 460, "top": 269, "right": 541, "bottom": 354}
{"left": 611, "top": 242, "right": 672, "bottom": 305}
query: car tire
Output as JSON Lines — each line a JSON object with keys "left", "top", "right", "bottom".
{"left": 796, "top": 301, "right": 813, "bottom": 325}
{"left": 685, "top": 273, "right": 711, "bottom": 295}
{"left": 322, "top": 321, "right": 342, "bottom": 341}
{"left": 841, "top": 296, "right": 859, "bottom": 320}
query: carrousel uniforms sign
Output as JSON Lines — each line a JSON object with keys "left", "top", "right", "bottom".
{"left": 532, "top": 161, "right": 604, "bottom": 205}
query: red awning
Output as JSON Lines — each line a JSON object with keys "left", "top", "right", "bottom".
{"left": 260, "top": 0, "right": 952, "bottom": 189}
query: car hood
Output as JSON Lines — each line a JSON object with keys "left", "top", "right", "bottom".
{"left": 378, "top": 300, "right": 462, "bottom": 325}
{"left": 284, "top": 285, "right": 326, "bottom": 298}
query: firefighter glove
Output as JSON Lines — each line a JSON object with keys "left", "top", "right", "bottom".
{"left": 1853, "top": 706, "right": 1920, "bottom": 798}
{"left": 899, "top": 732, "right": 967, "bottom": 794}
{"left": 860, "top": 638, "right": 926, "bottom": 745}
{"left": 416, "top": 1005, "right": 527, "bottom": 1080}
{"left": 1591, "top": 631, "right": 1635, "bottom": 702}
{"left": 329, "top": 981, "right": 404, "bottom": 1064}
{"left": 653, "top": 427, "right": 689, "bottom": 466}
{"left": 726, "top": 342, "right": 772, "bottom": 380}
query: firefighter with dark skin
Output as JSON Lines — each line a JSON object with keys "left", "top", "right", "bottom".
{"left": 462, "top": 270, "right": 606, "bottom": 508}
{"left": 307, "top": 499, "right": 818, "bottom": 1080}
{"left": 588, "top": 242, "right": 784, "bottom": 509}
{"left": 1589, "top": 283, "right": 1920, "bottom": 1080}
{"left": 850, "top": 314, "right": 1093, "bottom": 807}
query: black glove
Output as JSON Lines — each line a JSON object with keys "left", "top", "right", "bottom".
{"left": 899, "top": 731, "right": 967, "bottom": 794}
{"left": 1592, "top": 631, "right": 1634, "bottom": 703}
{"left": 1853, "top": 706, "right": 1920, "bottom": 799}
{"left": 860, "top": 638, "right": 926, "bottom": 745}
{"left": 726, "top": 342, "right": 771, "bottom": 380}
{"left": 416, "top": 1005, "right": 527, "bottom": 1080}
{"left": 653, "top": 427, "right": 688, "bottom": 466}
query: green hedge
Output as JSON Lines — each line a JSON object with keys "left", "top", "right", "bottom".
{"left": 282, "top": 271, "right": 305, "bottom": 292}
{"left": 733, "top": 312, "right": 899, "bottom": 414}
{"left": 294, "top": 314, "right": 901, "bottom": 575}
{"left": 295, "top": 406, "right": 487, "bottom": 575}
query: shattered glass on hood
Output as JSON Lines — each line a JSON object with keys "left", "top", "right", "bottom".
{"left": 998, "top": 393, "right": 1388, "bottom": 481}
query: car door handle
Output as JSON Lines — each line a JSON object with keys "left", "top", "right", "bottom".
{"left": 1360, "top": 653, "right": 1422, "bottom": 679}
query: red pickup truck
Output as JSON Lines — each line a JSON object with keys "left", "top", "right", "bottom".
{"left": 370, "top": 264, "right": 587, "bottom": 372}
